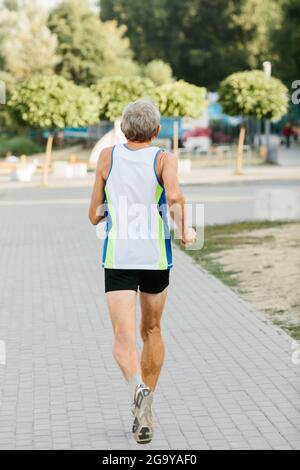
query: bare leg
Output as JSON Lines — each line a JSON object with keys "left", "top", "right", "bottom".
{"left": 106, "top": 290, "right": 141, "bottom": 380}
{"left": 140, "top": 289, "right": 168, "bottom": 391}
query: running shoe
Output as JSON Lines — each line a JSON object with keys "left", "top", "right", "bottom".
{"left": 132, "top": 384, "right": 153, "bottom": 444}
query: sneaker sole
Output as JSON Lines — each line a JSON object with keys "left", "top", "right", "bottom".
{"left": 132, "top": 388, "right": 153, "bottom": 444}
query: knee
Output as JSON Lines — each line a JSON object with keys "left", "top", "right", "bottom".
{"left": 113, "top": 330, "right": 135, "bottom": 356}
{"left": 140, "top": 323, "right": 161, "bottom": 341}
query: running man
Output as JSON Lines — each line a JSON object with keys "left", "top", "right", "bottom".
{"left": 89, "top": 99, "right": 196, "bottom": 444}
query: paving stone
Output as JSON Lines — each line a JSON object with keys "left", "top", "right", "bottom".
{"left": 0, "top": 189, "right": 299, "bottom": 450}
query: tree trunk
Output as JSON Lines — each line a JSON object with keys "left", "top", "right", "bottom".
{"left": 173, "top": 119, "right": 179, "bottom": 159}
{"left": 235, "top": 124, "right": 246, "bottom": 175}
{"left": 265, "top": 118, "right": 271, "bottom": 163}
{"left": 42, "top": 133, "right": 53, "bottom": 186}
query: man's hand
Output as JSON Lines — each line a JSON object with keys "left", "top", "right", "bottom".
{"left": 181, "top": 227, "right": 197, "bottom": 248}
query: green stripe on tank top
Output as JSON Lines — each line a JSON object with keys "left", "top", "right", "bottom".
{"left": 104, "top": 187, "right": 117, "bottom": 268}
{"left": 155, "top": 184, "right": 168, "bottom": 270}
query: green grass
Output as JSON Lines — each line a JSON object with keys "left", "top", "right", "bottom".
{"left": 273, "top": 322, "right": 300, "bottom": 341}
{"left": 176, "top": 221, "right": 284, "bottom": 288}
{"left": 175, "top": 220, "right": 300, "bottom": 340}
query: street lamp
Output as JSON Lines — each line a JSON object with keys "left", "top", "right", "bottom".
{"left": 263, "top": 61, "right": 272, "bottom": 162}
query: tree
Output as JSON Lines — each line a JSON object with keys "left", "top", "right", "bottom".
{"left": 100, "top": 0, "right": 171, "bottom": 64}
{"left": 92, "top": 76, "right": 207, "bottom": 156}
{"left": 174, "top": 0, "right": 250, "bottom": 89}
{"left": 92, "top": 76, "right": 156, "bottom": 122}
{"left": 8, "top": 75, "right": 100, "bottom": 184}
{"left": 0, "top": 5, "right": 18, "bottom": 71}
{"left": 143, "top": 60, "right": 174, "bottom": 86}
{"left": 98, "top": 21, "right": 140, "bottom": 78}
{"left": 218, "top": 70, "right": 288, "bottom": 172}
{"left": 100, "top": 0, "right": 287, "bottom": 90}
{"left": 0, "top": 70, "right": 18, "bottom": 131}
{"left": 155, "top": 80, "right": 207, "bottom": 157}
{"left": 48, "top": 0, "right": 139, "bottom": 86}
{"left": 233, "top": 0, "right": 282, "bottom": 69}
{"left": 273, "top": 0, "right": 300, "bottom": 86}
{"left": 155, "top": 80, "right": 207, "bottom": 118}
{"left": 0, "top": 1, "right": 59, "bottom": 81}
{"left": 100, "top": 0, "right": 254, "bottom": 89}
{"left": 2, "top": 0, "right": 19, "bottom": 9}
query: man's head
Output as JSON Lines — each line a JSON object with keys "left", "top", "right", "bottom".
{"left": 121, "top": 98, "right": 161, "bottom": 143}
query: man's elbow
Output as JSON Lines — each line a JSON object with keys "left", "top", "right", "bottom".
{"left": 89, "top": 210, "right": 99, "bottom": 225}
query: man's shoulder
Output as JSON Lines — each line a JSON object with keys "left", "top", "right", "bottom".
{"left": 159, "top": 149, "right": 176, "bottom": 166}
{"left": 100, "top": 146, "right": 114, "bottom": 159}
{"left": 98, "top": 146, "right": 115, "bottom": 166}
{"left": 97, "top": 146, "right": 114, "bottom": 177}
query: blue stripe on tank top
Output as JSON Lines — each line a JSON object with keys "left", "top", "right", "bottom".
{"left": 153, "top": 148, "right": 162, "bottom": 185}
{"left": 102, "top": 146, "right": 116, "bottom": 266}
{"left": 158, "top": 189, "right": 173, "bottom": 268}
{"left": 102, "top": 194, "right": 112, "bottom": 266}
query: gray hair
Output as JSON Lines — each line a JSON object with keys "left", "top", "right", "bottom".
{"left": 121, "top": 98, "right": 161, "bottom": 142}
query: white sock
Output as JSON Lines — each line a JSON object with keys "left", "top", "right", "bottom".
{"left": 128, "top": 373, "right": 143, "bottom": 402}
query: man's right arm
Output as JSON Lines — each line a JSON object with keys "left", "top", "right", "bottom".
{"left": 161, "top": 152, "right": 196, "bottom": 247}
{"left": 88, "top": 147, "right": 111, "bottom": 225}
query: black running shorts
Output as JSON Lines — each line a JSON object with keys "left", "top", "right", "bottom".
{"left": 104, "top": 269, "right": 170, "bottom": 294}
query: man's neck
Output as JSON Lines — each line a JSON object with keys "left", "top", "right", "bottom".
{"left": 126, "top": 141, "right": 151, "bottom": 150}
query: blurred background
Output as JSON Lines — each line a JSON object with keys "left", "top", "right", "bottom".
{"left": 0, "top": 0, "right": 300, "bottom": 338}
{"left": 0, "top": 2, "right": 300, "bottom": 452}
{"left": 0, "top": 0, "right": 299, "bottom": 174}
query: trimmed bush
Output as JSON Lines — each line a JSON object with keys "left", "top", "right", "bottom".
{"left": 92, "top": 76, "right": 156, "bottom": 122}
{"left": 0, "top": 136, "right": 42, "bottom": 158}
{"left": 218, "top": 70, "right": 288, "bottom": 120}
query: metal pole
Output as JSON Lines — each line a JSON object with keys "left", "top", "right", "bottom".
{"left": 265, "top": 118, "right": 271, "bottom": 161}
{"left": 263, "top": 61, "right": 272, "bottom": 163}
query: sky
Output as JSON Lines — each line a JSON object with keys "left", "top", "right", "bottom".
{"left": 22, "top": 0, "right": 58, "bottom": 8}
{"left": 42, "top": 0, "right": 99, "bottom": 10}
{"left": 44, "top": 0, "right": 58, "bottom": 6}
{"left": 0, "top": 0, "right": 100, "bottom": 14}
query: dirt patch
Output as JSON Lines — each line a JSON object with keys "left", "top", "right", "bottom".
{"left": 207, "top": 223, "right": 300, "bottom": 337}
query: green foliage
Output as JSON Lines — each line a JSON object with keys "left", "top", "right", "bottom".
{"left": 272, "top": 0, "right": 300, "bottom": 86}
{"left": 234, "top": 0, "right": 282, "bottom": 69}
{"left": 0, "top": 71, "right": 17, "bottom": 130}
{"left": 218, "top": 70, "right": 288, "bottom": 120}
{"left": 0, "top": 136, "right": 42, "bottom": 158}
{"left": 100, "top": 0, "right": 170, "bottom": 64}
{"left": 92, "top": 76, "right": 207, "bottom": 121}
{"left": 143, "top": 60, "right": 174, "bottom": 86}
{"left": 3, "top": 0, "right": 19, "bottom": 10}
{"left": 0, "top": 1, "right": 59, "bottom": 81}
{"left": 48, "top": 0, "right": 138, "bottom": 86}
{"left": 155, "top": 80, "right": 207, "bottom": 118}
{"left": 101, "top": 0, "right": 280, "bottom": 89}
{"left": 8, "top": 75, "right": 100, "bottom": 129}
{"left": 92, "top": 76, "right": 156, "bottom": 122}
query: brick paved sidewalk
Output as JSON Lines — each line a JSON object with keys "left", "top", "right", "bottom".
{"left": 0, "top": 197, "right": 299, "bottom": 450}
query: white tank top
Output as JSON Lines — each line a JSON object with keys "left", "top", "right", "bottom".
{"left": 102, "top": 143, "right": 173, "bottom": 270}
